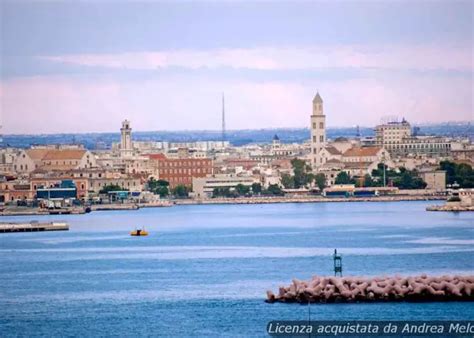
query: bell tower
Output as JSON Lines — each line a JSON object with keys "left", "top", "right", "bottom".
{"left": 120, "top": 119, "right": 132, "bottom": 157}
{"left": 310, "top": 92, "right": 326, "bottom": 169}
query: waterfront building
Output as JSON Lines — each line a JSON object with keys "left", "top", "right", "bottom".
{"left": 192, "top": 174, "right": 256, "bottom": 198}
{"left": 148, "top": 153, "right": 213, "bottom": 188}
{"left": 31, "top": 172, "right": 89, "bottom": 200}
{"left": 310, "top": 92, "right": 326, "bottom": 170}
{"left": 375, "top": 119, "right": 451, "bottom": 157}
{"left": 0, "top": 179, "right": 34, "bottom": 202}
{"left": 36, "top": 180, "right": 77, "bottom": 200}
{"left": 87, "top": 175, "right": 143, "bottom": 194}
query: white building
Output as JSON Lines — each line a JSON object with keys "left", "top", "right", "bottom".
{"left": 192, "top": 175, "right": 257, "bottom": 198}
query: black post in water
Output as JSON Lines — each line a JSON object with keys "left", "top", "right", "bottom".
{"left": 333, "top": 249, "right": 342, "bottom": 277}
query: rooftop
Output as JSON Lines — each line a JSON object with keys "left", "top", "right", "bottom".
{"left": 343, "top": 146, "right": 382, "bottom": 157}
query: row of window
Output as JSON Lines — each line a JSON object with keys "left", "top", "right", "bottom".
{"left": 157, "top": 160, "right": 210, "bottom": 168}
{"left": 312, "top": 122, "right": 324, "bottom": 129}
{"left": 169, "top": 177, "right": 192, "bottom": 183}
{"left": 160, "top": 168, "right": 211, "bottom": 175}
{"left": 387, "top": 143, "right": 450, "bottom": 149}
{"left": 312, "top": 136, "right": 325, "bottom": 143}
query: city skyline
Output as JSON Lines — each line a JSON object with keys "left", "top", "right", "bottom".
{"left": 1, "top": 1, "right": 473, "bottom": 134}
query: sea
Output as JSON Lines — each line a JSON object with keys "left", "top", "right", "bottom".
{"left": 0, "top": 201, "right": 473, "bottom": 337}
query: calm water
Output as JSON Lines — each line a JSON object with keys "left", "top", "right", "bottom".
{"left": 0, "top": 201, "right": 473, "bottom": 337}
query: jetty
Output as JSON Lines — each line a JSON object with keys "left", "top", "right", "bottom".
{"left": 427, "top": 204, "right": 474, "bottom": 212}
{"left": 266, "top": 275, "right": 474, "bottom": 304}
{"left": 0, "top": 221, "right": 69, "bottom": 233}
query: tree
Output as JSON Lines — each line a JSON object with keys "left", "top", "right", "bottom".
{"left": 155, "top": 186, "right": 169, "bottom": 197}
{"left": 172, "top": 185, "right": 189, "bottom": 198}
{"left": 265, "top": 184, "right": 284, "bottom": 196}
{"left": 362, "top": 174, "right": 376, "bottom": 187}
{"left": 157, "top": 179, "right": 169, "bottom": 187}
{"left": 392, "top": 171, "right": 427, "bottom": 189}
{"left": 314, "top": 173, "right": 326, "bottom": 191}
{"left": 335, "top": 171, "right": 352, "bottom": 185}
{"left": 290, "top": 158, "right": 314, "bottom": 188}
{"left": 100, "top": 184, "right": 126, "bottom": 194}
{"left": 281, "top": 174, "right": 295, "bottom": 189}
{"left": 439, "top": 161, "right": 474, "bottom": 188}
{"left": 235, "top": 184, "right": 250, "bottom": 196}
{"left": 147, "top": 178, "right": 170, "bottom": 197}
{"left": 251, "top": 183, "right": 262, "bottom": 194}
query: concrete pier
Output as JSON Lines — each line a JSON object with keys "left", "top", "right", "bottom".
{"left": 0, "top": 221, "right": 69, "bottom": 233}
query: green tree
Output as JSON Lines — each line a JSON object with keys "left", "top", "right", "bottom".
{"left": 147, "top": 178, "right": 158, "bottom": 191}
{"left": 281, "top": 174, "right": 295, "bottom": 189}
{"left": 235, "top": 184, "right": 250, "bottom": 196}
{"left": 156, "top": 186, "right": 169, "bottom": 197}
{"left": 213, "top": 187, "right": 226, "bottom": 198}
{"left": 157, "top": 179, "right": 169, "bottom": 187}
{"left": 147, "top": 178, "right": 170, "bottom": 197}
{"left": 362, "top": 174, "right": 376, "bottom": 187}
{"left": 265, "top": 184, "right": 284, "bottom": 196}
{"left": 335, "top": 171, "right": 352, "bottom": 185}
{"left": 392, "top": 171, "right": 427, "bottom": 189}
{"left": 314, "top": 173, "right": 326, "bottom": 191}
{"left": 290, "top": 158, "right": 314, "bottom": 188}
{"left": 251, "top": 183, "right": 262, "bottom": 194}
{"left": 439, "top": 161, "right": 474, "bottom": 188}
{"left": 100, "top": 184, "right": 126, "bottom": 194}
{"left": 172, "top": 185, "right": 189, "bottom": 198}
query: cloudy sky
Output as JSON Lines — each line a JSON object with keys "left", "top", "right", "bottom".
{"left": 1, "top": 0, "right": 473, "bottom": 134}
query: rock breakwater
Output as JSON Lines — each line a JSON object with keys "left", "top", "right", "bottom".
{"left": 266, "top": 275, "right": 474, "bottom": 303}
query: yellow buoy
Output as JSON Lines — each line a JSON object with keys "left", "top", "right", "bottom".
{"left": 130, "top": 228, "right": 148, "bottom": 236}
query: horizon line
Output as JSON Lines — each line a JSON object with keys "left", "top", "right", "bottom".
{"left": 1, "top": 120, "right": 472, "bottom": 138}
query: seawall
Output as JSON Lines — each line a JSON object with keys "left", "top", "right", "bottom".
{"left": 266, "top": 275, "right": 474, "bottom": 304}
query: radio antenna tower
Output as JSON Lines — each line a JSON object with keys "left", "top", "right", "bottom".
{"left": 222, "top": 93, "right": 226, "bottom": 147}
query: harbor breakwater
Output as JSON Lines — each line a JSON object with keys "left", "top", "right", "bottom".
{"left": 266, "top": 275, "right": 474, "bottom": 304}
{"left": 178, "top": 195, "right": 444, "bottom": 205}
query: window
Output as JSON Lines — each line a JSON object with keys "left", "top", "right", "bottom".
{"left": 312, "top": 122, "right": 316, "bottom": 129}
{"left": 320, "top": 136, "right": 324, "bottom": 142}
{"left": 319, "top": 122, "right": 324, "bottom": 129}
{"left": 313, "top": 136, "right": 316, "bottom": 142}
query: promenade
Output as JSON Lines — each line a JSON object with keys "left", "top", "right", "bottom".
{"left": 0, "top": 194, "right": 446, "bottom": 216}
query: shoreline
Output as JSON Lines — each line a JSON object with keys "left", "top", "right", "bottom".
{"left": 176, "top": 195, "right": 444, "bottom": 206}
{"left": 0, "top": 195, "right": 446, "bottom": 216}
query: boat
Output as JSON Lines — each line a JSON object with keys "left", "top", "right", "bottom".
{"left": 130, "top": 228, "right": 148, "bottom": 236}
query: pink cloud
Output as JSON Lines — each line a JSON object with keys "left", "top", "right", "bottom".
{"left": 1, "top": 73, "right": 472, "bottom": 134}
{"left": 40, "top": 45, "right": 473, "bottom": 72}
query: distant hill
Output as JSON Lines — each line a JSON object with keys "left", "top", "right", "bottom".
{"left": 2, "top": 122, "right": 472, "bottom": 149}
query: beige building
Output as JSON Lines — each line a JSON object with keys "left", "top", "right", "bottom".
{"left": 375, "top": 119, "right": 411, "bottom": 146}
{"left": 88, "top": 176, "right": 143, "bottom": 194}
{"left": 419, "top": 170, "right": 446, "bottom": 191}
{"left": 341, "top": 146, "right": 389, "bottom": 164}
{"left": 375, "top": 119, "right": 451, "bottom": 157}
{"left": 310, "top": 92, "right": 326, "bottom": 170}
{"left": 14, "top": 146, "right": 97, "bottom": 174}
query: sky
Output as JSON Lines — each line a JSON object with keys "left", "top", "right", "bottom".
{"left": 0, "top": 0, "right": 473, "bottom": 134}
